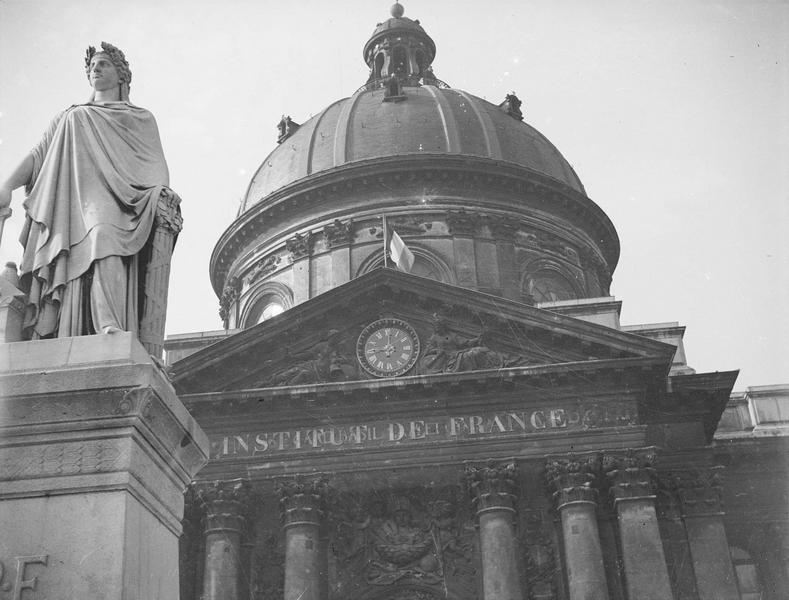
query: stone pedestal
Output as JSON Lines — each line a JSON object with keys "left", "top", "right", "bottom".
{"left": 466, "top": 461, "right": 523, "bottom": 600}
{"left": 277, "top": 479, "right": 328, "bottom": 600}
{"left": 546, "top": 455, "right": 609, "bottom": 600}
{"left": 0, "top": 333, "right": 209, "bottom": 599}
{"left": 603, "top": 449, "right": 673, "bottom": 600}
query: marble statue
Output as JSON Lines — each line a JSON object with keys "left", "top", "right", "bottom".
{"left": 0, "top": 42, "right": 181, "bottom": 356}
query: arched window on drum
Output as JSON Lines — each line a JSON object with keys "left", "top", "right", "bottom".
{"left": 241, "top": 283, "right": 294, "bottom": 328}
{"left": 525, "top": 269, "right": 578, "bottom": 304}
{"left": 259, "top": 302, "right": 285, "bottom": 323}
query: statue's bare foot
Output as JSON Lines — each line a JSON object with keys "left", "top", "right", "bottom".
{"left": 102, "top": 325, "right": 122, "bottom": 334}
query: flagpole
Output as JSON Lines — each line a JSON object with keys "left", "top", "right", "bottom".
{"left": 382, "top": 213, "right": 388, "bottom": 268}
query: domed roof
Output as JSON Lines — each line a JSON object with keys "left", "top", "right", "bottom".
{"left": 241, "top": 85, "right": 586, "bottom": 212}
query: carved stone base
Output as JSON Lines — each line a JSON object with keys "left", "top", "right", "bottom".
{"left": 0, "top": 333, "right": 209, "bottom": 599}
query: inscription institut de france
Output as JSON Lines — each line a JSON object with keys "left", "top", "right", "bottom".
{"left": 212, "top": 401, "right": 636, "bottom": 459}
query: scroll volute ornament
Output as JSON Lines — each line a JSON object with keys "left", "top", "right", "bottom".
{"left": 276, "top": 478, "right": 329, "bottom": 527}
{"left": 197, "top": 479, "right": 255, "bottom": 532}
{"left": 602, "top": 448, "right": 657, "bottom": 502}
{"left": 466, "top": 460, "right": 518, "bottom": 513}
{"left": 545, "top": 455, "right": 600, "bottom": 508}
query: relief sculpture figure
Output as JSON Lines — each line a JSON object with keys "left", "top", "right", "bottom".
{"left": 264, "top": 329, "right": 356, "bottom": 386}
{"left": 419, "top": 314, "right": 532, "bottom": 374}
{"left": 0, "top": 42, "right": 180, "bottom": 355}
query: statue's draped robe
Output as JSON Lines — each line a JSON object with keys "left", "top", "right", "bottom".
{"left": 19, "top": 102, "right": 169, "bottom": 337}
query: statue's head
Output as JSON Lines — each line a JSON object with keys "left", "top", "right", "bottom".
{"left": 85, "top": 42, "right": 132, "bottom": 98}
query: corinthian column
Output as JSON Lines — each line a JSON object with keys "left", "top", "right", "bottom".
{"left": 668, "top": 467, "right": 740, "bottom": 600}
{"left": 466, "top": 461, "right": 523, "bottom": 600}
{"left": 276, "top": 478, "right": 328, "bottom": 600}
{"left": 545, "top": 454, "right": 609, "bottom": 600}
{"left": 603, "top": 449, "right": 672, "bottom": 600}
{"left": 198, "top": 479, "right": 255, "bottom": 600}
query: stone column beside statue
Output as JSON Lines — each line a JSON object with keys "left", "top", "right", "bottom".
{"left": 602, "top": 449, "right": 673, "bottom": 600}
{"left": 198, "top": 480, "right": 255, "bottom": 600}
{"left": 664, "top": 467, "right": 740, "bottom": 600}
{"left": 138, "top": 188, "right": 183, "bottom": 358}
{"left": 545, "top": 454, "right": 609, "bottom": 600}
{"left": 276, "top": 478, "right": 329, "bottom": 600}
{"left": 466, "top": 461, "right": 524, "bottom": 600}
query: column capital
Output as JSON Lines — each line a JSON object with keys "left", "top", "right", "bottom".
{"left": 465, "top": 460, "right": 518, "bottom": 514}
{"left": 602, "top": 448, "right": 657, "bottom": 503}
{"left": 183, "top": 483, "right": 205, "bottom": 528}
{"left": 545, "top": 454, "right": 600, "bottom": 509}
{"left": 286, "top": 232, "right": 312, "bottom": 260}
{"left": 196, "top": 479, "right": 256, "bottom": 533}
{"left": 276, "top": 477, "right": 329, "bottom": 528}
{"left": 323, "top": 218, "right": 353, "bottom": 248}
{"left": 660, "top": 466, "right": 725, "bottom": 517}
{"left": 487, "top": 215, "right": 518, "bottom": 241}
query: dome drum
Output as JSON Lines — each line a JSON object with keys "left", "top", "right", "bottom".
{"left": 215, "top": 196, "right": 612, "bottom": 329}
{"left": 212, "top": 156, "right": 618, "bottom": 299}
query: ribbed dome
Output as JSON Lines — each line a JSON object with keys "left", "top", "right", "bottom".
{"left": 240, "top": 85, "right": 585, "bottom": 213}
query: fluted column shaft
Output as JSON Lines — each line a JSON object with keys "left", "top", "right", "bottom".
{"left": 139, "top": 189, "right": 182, "bottom": 358}
{"left": 603, "top": 449, "right": 672, "bottom": 600}
{"left": 546, "top": 455, "right": 609, "bottom": 600}
{"left": 466, "top": 461, "right": 523, "bottom": 600}
{"left": 198, "top": 480, "right": 254, "bottom": 600}
{"left": 277, "top": 479, "right": 328, "bottom": 600}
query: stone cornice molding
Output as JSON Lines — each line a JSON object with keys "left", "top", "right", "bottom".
{"left": 180, "top": 355, "right": 666, "bottom": 408}
{"left": 465, "top": 460, "right": 518, "bottom": 514}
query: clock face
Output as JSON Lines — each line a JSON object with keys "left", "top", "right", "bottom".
{"left": 356, "top": 318, "right": 420, "bottom": 378}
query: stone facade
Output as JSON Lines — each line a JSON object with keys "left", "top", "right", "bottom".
{"left": 167, "top": 4, "right": 788, "bottom": 600}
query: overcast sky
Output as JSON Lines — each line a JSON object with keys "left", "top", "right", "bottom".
{"left": 0, "top": 0, "right": 786, "bottom": 390}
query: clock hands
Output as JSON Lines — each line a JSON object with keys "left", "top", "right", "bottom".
{"left": 357, "top": 319, "right": 420, "bottom": 378}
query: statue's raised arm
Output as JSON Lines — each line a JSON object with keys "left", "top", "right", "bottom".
{"left": 0, "top": 42, "right": 181, "bottom": 358}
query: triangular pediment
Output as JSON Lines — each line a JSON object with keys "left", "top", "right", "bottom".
{"left": 172, "top": 269, "right": 675, "bottom": 394}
